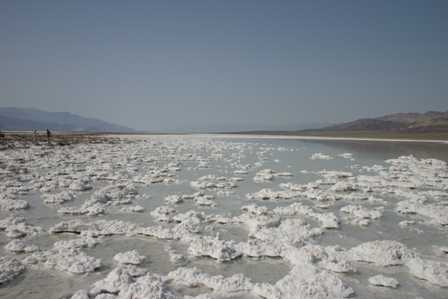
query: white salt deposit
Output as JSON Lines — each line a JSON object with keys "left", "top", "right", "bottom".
{"left": 406, "top": 258, "right": 448, "bottom": 287}
{"left": 113, "top": 250, "right": 146, "bottom": 265}
{"left": 310, "top": 153, "right": 334, "bottom": 160}
{"left": 0, "top": 257, "right": 25, "bottom": 285}
{"left": 368, "top": 274, "right": 399, "bottom": 288}
{"left": 0, "top": 135, "right": 447, "bottom": 299}
{"left": 348, "top": 240, "right": 414, "bottom": 266}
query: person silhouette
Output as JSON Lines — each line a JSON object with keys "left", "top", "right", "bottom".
{"left": 33, "top": 129, "right": 38, "bottom": 143}
{"left": 46, "top": 129, "right": 51, "bottom": 144}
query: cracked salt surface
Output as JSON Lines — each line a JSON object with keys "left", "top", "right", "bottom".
{"left": 1, "top": 136, "right": 448, "bottom": 299}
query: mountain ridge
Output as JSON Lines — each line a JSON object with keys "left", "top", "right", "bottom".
{"left": 0, "top": 107, "right": 134, "bottom": 132}
{"left": 316, "top": 110, "right": 448, "bottom": 133}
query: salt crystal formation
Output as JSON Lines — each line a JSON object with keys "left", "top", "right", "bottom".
{"left": 368, "top": 274, "right": 399, "bottom": 288}
{"left": 113, "top": 250, "right": 146, "bottom": 265}
{"left": 0, "top": 136, "right": 447, "bottom": 298}
{"left": 0, "top": 257, "right": 25, "bottom": 285}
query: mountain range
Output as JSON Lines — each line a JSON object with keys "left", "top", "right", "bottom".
{"left": 225, "top": 110, "right": 448, "bottom": 138}
{"left": 2, "top": 107, "right": 447, "bottom": 135}
{"left": 0, "top": 107, "right": 134, "bottom": 132}
{"left": 317, "top": 111, "right": 448, "bottom": 133}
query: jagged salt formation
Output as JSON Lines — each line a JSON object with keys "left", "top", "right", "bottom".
{"left": 1, "top": 136, "right": 448, "bottom": 298}
{"left": 340, "top": 204, "right": 384, "bottom": 226}
{"left": 348, "top": 240, "right": 415, "bottom": 266}
{"left": 310, "top": 153, "right": 334, "bottom": 160}
{"left": 0, "top": 216, "right": 42, "bottom": 239}
{"left": 406, "top": 258, "right": 448, "bottom": 287}
{"left": 114, "top": 250, "right": 146, "bottom": 265}
{"left": 368, "top": 275, "right": 399, "bottom": 288}
{"left": 24, "top": 235, "right": 102, "bottom": 275}
{"left": 253, "top": 169, "right": 293, "bottom": 183}
{"left": 0, "top": 257, "right": 25, "bottom": 285}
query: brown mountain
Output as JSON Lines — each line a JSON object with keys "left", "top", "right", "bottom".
{"left": 320, "top": 111, "right": 448, "bottom": 133}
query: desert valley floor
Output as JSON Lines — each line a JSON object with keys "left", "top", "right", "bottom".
{"left": 1, "top": 135, "right": 448, "bottom": 299}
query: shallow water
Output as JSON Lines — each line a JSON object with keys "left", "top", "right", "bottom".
{"left": 1, "top": 136, "right": 448, "bottom": 298}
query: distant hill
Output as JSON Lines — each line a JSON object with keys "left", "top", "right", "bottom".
{"left": 0, "top": 107, "right": 134, "bottom": 132}
{"left": 223, "top": 110, "right": 448, "bottom": 140}
{"left": 317, "top": 111, "right": 448, "bottom": 133}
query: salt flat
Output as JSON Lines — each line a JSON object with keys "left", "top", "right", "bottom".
{"left": 200, "top": 133, "right": 448, "bottom": 144}
{"left": 0, "top": 135, "right": 448, "bottom": 299}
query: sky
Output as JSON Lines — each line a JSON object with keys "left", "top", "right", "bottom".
{"left": 0, "top": 1, "right": 447, "bottom": 131}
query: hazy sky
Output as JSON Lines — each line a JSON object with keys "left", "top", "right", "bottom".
{"left": 1, "top": 1, "right": 447, "bottom": 131}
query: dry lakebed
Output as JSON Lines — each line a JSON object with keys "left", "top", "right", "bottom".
{"left": 1, "top": 134, "right": 448, "bottom": 299}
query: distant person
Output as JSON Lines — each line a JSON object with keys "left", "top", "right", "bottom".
{"left": 33, "top": 129, "right": 38, "bottom": 143}
{"left": 46, "top": 129, "right": 51, "bottom": 144}
{"left": 0, "top": 130, "right": 4, "bottom": 142}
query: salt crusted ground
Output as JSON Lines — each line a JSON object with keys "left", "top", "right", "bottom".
{"left": 0, "top": 135, "right": 447, "bottom": 299}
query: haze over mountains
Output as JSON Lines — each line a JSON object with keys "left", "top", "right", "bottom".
{"left": 0, "top": 107, "right": 134, "bottom": 132}
{"left": 228, "top": 110, "right": 448, "bottom": 136}
{"left": 0, "top": 107, "right": 329, "bottom": 133}
{"left": 317, "top": 111, "right": 448, "bottom": 133}
{"left": 1, "top": 107, "right": 447, "bottom": 135}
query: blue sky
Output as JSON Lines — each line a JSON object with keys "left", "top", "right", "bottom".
{"left": 1, "top": 1, "right": 447, "bottom": 131}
